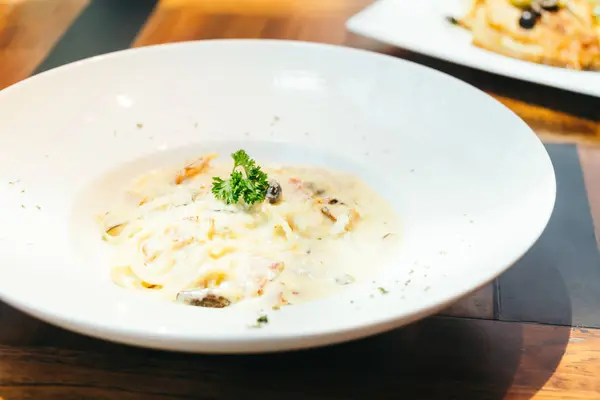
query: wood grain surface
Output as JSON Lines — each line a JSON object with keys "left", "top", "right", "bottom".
{"left": 0, "top": 310, "right": 597, "bottom": 399}
{"left": 0, "top": 0, "right": 599, "bottom": 398}
{"left": 0, "top": 0, "right": 88, "bottom": 90}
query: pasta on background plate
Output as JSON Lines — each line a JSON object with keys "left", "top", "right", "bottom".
{"left": 450, "top": 0, "right": 600, "bottom": 70}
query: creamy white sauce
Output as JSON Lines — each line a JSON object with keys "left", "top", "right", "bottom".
{"left": 100, "top": 153, "right": 400, "bottom": 310}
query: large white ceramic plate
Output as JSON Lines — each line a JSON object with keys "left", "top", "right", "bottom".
{"left": 347, "top": 0, "right": 600, "bottom": 98}
{"left": 0, "top": 39, "right": 555, "bottom": 353}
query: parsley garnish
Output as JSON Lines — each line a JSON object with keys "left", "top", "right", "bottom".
{"left": 212, "top": 150, "right": 269, "bottom": 206}
{"left": 250, "top": 314, "right": 269, "bottom": 328}
{"left": 378, "top": 287, "right": 389, "bottom": 294}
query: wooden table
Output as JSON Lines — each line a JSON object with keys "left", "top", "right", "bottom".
{"left": 1, "top": 0, "right": 600, "bottom": 398}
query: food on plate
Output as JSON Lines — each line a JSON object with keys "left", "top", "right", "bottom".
{"left": 100, "top": 150, "right": 399, "bottom": 310}
{"left": 449, "top": 0, "right": 600, "bottom": 70}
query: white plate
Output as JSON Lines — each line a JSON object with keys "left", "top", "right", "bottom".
{"left": 347, "top": 0, "right": 600, "bottom": 98}
{"left": 0, "top": 39, "right": 555, "bottom": 353}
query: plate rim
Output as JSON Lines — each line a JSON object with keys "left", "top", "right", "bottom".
{"left": 0, "top": 39, "right": 558, "bottom": 353}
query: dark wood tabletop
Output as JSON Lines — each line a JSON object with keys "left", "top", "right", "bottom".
{"left": 1, "top": 0, "right": 600, "bottom": 398}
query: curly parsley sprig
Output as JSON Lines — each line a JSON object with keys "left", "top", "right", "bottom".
{"left": 211, "top": 150, "right": 269, "bottom": 206}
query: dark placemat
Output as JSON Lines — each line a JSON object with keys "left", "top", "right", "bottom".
{"left": 498, "top": 144, "right": 600, "bottom": 328}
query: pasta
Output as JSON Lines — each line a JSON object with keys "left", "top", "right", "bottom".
{"left": 100, "top": 153, "right": 399, "bottom": 310}
{"left": 452, "top": 0, "right": 600, "bottom": 70}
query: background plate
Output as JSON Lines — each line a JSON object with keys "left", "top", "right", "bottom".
{"left": 346, "top": 0, "right": 600, "bottom": 98}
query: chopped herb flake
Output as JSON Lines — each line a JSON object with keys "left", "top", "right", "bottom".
{"left": 378, "top": 287, "right": 389, "bottom": 294}
{"left": 136, "top": 123, "right": 143, "bottom": 128}
{"left": 446, "top": 16, "right": 460, "bottom": 25}
{"left": 250, "top": 314, "right": 269, "bottom": 328}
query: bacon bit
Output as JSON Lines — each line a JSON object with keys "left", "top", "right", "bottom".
{"left": 289, "top": 177, "right": 304, "bottom": 190}
{"left": 268, "top": 261, "right": 285, "bottom": 272}
{"left": 207, "top": 217, "right": 216, "bottom": 240}
{"left": 321, "top": 207, "right": 337, "bottom": 222}
{"left": 256, "top": 277, "right": 268, "bottom": 296}
{"left": 279, "top": 292, "right": 289, "bottom": 305}
{"left": 292, "top": 291, "right": 300, "bottom": 295}
{"left": 175, "top": 154, "right": 217, "bottom": 185}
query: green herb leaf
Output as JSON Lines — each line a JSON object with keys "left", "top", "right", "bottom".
{"left": 232, "top": 149, "right": 251, "bottom": 169}
{"left": 250, "top": 314, "right": 269, "bottom": 328}
{"left": 211, "top": 150, "right": 269, "bottom": 206}
{"left": 257, "top": 315, "right": 269, "bottom": 324}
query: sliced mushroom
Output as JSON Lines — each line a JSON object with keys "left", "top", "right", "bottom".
{"left": 176, "top": 289, "right": 231, "bottom": 308}
{"left": 304, "top": 181, "right": 326, "bottom": 196}
{"left": 538, "top": 0, "right": 559, "bottom": 11}
{"left": 266, "top": 180, "right": 282, "bottom": 204}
